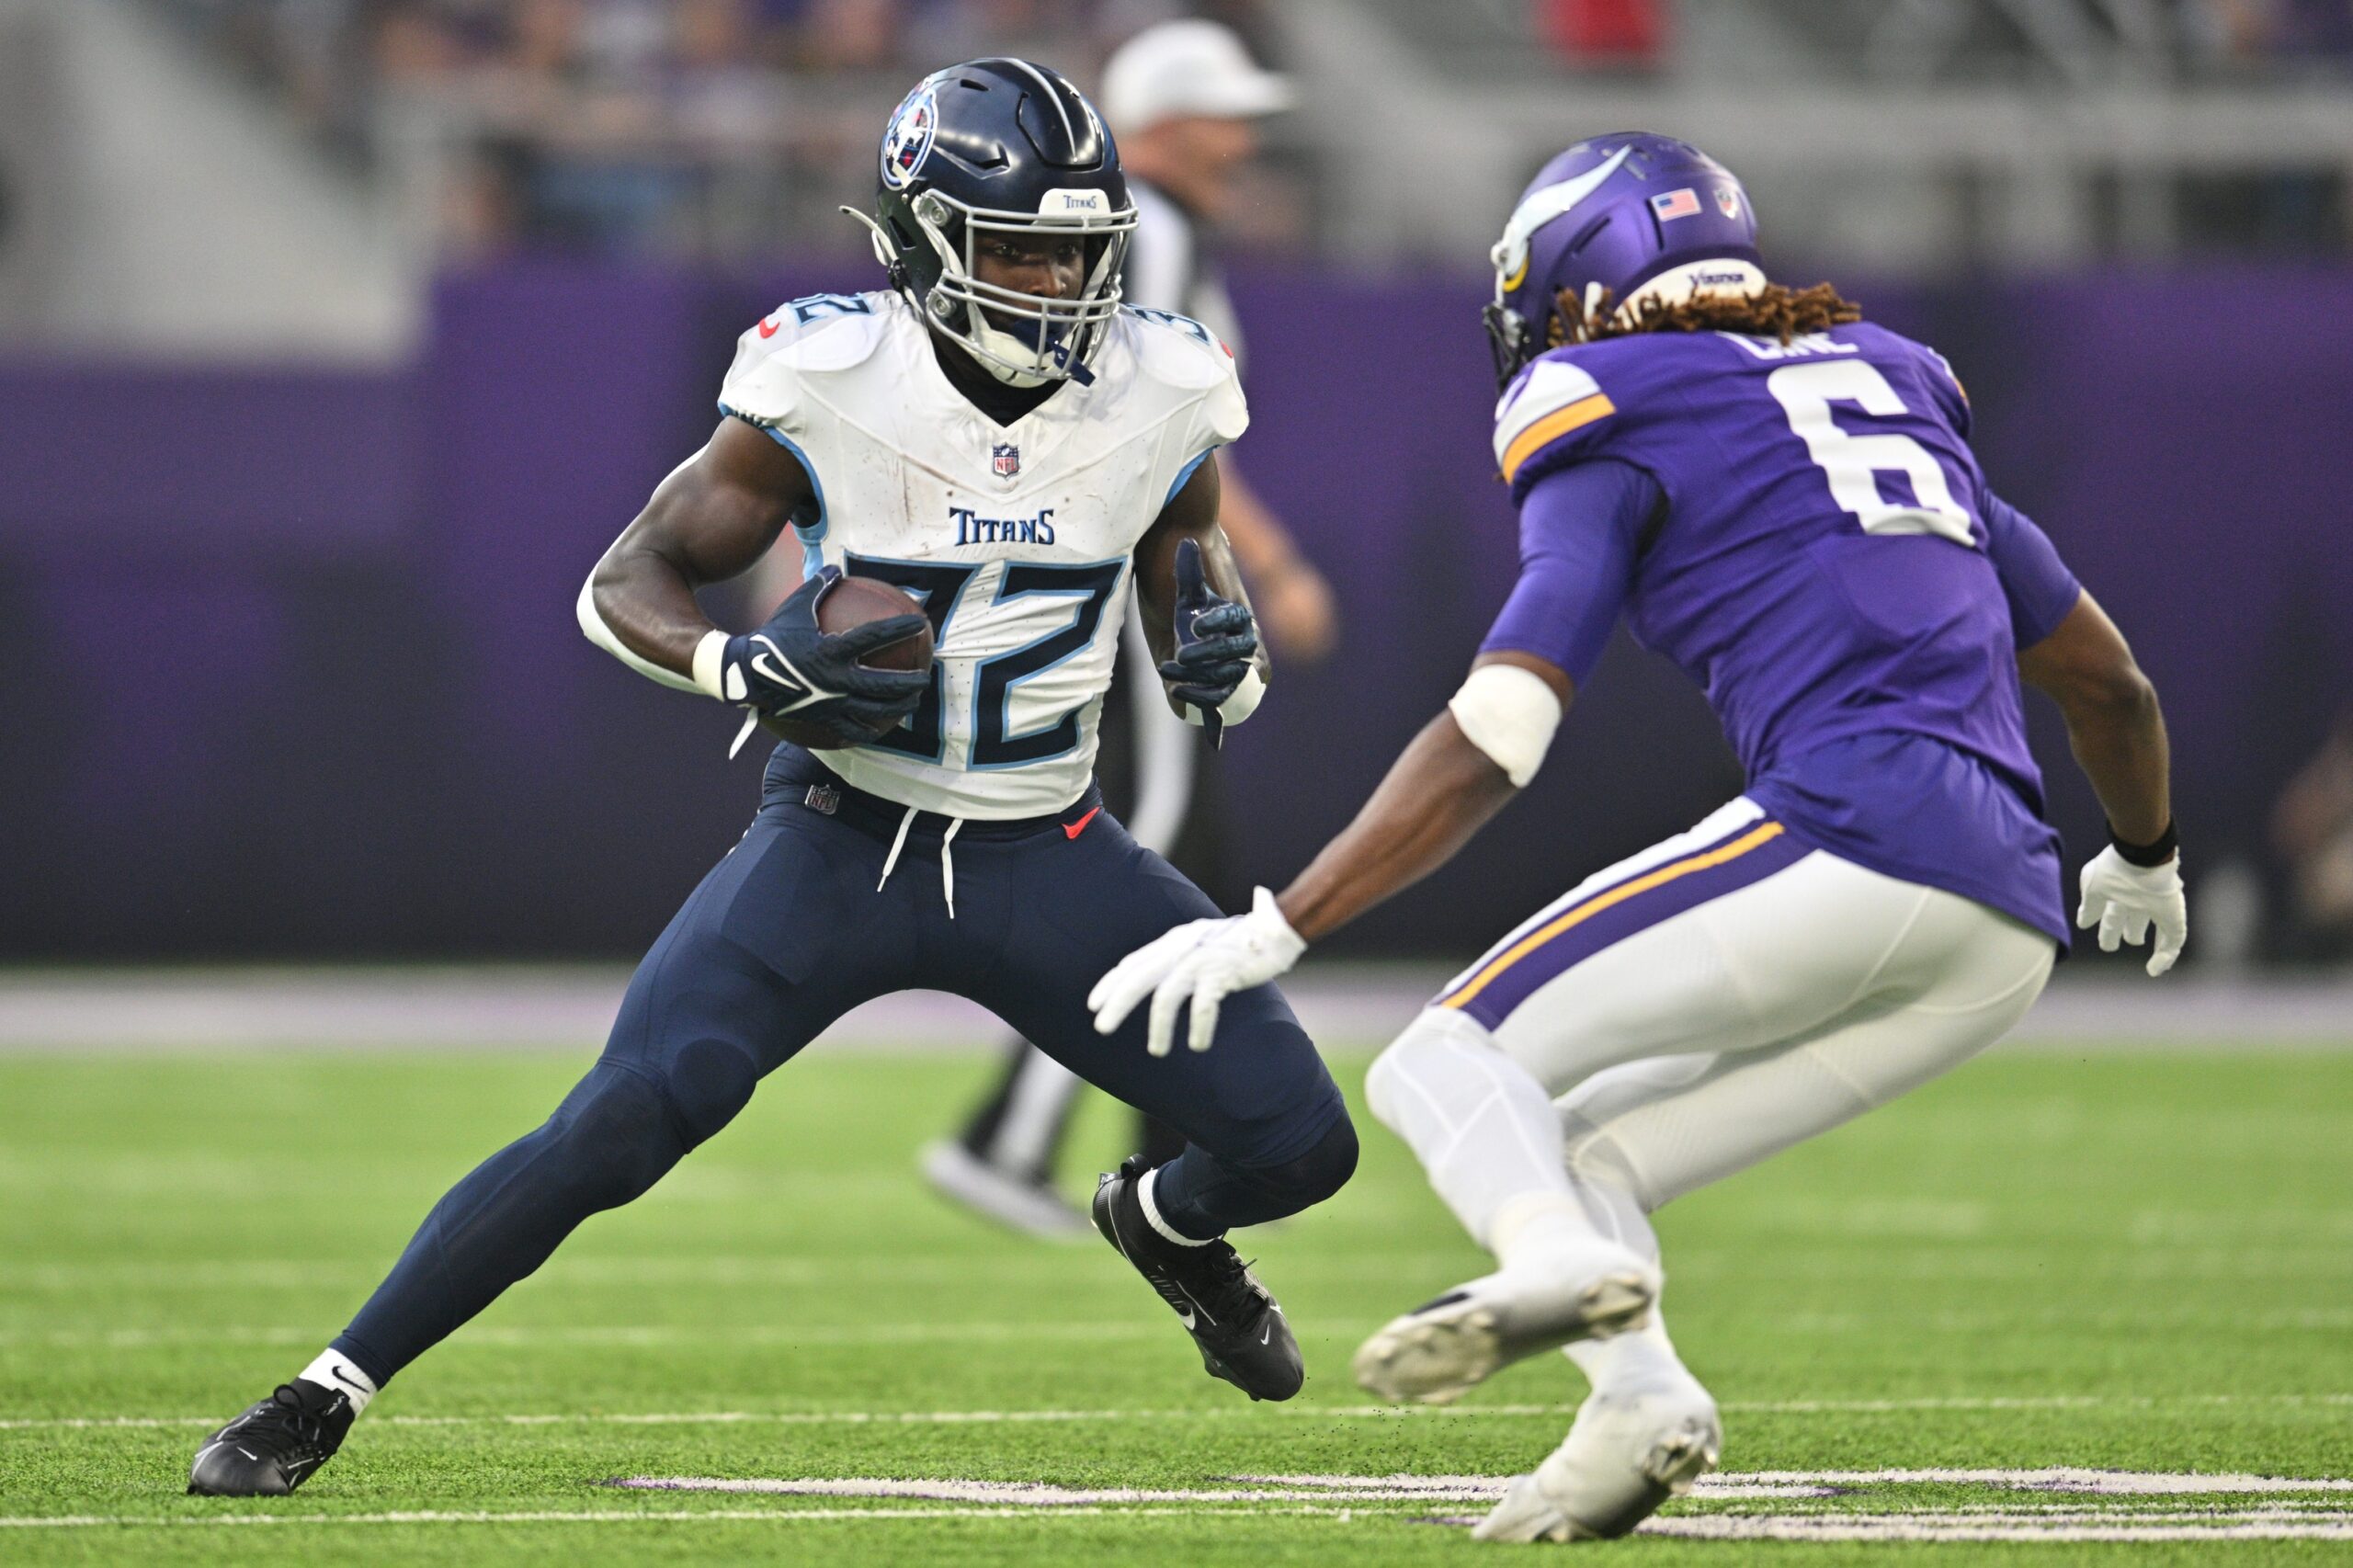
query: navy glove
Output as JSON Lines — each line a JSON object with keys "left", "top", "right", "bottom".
{"left": 722, "top": 566, "right": 928, "bottom": 748}
{"left": 1158, "top": 537, "right": 1259, "bottom": 748}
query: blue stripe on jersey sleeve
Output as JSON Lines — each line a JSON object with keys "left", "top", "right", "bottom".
{"left": 718, "top": 401, "right": 827, "bottom": 551}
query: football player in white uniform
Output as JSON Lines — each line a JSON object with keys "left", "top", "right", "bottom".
{"left": 188, "top": 60, "right": 1357, "bottom": 1499}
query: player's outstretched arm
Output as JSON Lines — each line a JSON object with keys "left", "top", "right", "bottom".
{"left": 1134, "top": 456, "right": 1272, "bottom": 740}
{"left": 1094, "top": 457, "right": 1638, "bottom": 1055}
{"left": 1089, "top": 650, "right": 1571, "bottom": 1055}
{"left": 2018, "top": 590, "right": 2186, "bottom": 974}
{"left": 1277, "top": 652, "right": 1567, "bottom": 942}
{"left": 580, "top": 417, "right": 814, "bottom": 687}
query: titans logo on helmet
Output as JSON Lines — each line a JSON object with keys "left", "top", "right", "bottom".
{"left": 880, "top": 85, "right": 938, "bottom": 190}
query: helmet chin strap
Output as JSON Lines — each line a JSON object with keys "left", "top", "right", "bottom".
{"left": 968, "top": 316, "right": 1062, "bottom": 387}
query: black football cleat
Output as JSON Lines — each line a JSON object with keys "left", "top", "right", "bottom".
{"left": 188, "top": 1381, "right": 355, "bottom": 1496}
{"left": 1092, "top": 1155, "right": 1304, "bottom": 1401}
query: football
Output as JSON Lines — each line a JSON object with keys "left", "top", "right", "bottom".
{"left": 761, "top": 574, "right": 933, "bottom": 750}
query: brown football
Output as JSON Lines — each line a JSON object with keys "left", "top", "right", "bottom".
{"left": 760, "top": 574, "right": 934, "bottom": 751}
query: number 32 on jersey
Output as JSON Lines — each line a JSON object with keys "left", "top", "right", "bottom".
{"left": 847, "top": 554, "right": 1124, "bottom": 768}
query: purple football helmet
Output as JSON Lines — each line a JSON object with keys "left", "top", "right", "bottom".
{"left": 1483, "top": 132, "right": 1763, "bottom": 390}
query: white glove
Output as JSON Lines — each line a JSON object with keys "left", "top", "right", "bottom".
{"left": 2076, "top": 844, "right": 2187, "bottom": 978}
{"left": 1089, "top": 887, "right": 1307, "bottom": 1057}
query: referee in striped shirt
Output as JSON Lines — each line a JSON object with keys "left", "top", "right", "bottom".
{"left": 922, "top": 19, "right": 1341, "bottom": 1235}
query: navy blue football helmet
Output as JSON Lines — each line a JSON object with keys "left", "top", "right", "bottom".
{"left": 847, "top": 59, "right": 1135, "bottom": 386}
{"left": 1484, "top": 133, "right": 1764, "bottom": 390}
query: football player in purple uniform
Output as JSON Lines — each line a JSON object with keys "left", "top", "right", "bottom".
{"left": 1091, "top": 134, "right": 2186, "bottom": 1540}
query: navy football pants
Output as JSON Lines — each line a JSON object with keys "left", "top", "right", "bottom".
{"left": 333, "top": 747, "right": 1355, "bottom": 1387}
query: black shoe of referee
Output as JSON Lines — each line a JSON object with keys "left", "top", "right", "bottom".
{"left": 188, "top": 1380, "right": 355, "bottom": 1496}
{"left": 1092, "top": 1155, "right": 1304, "bottom": 1402}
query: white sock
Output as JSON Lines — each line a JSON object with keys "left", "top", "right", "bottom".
{"left": 1366, "top": 1013, "right": 1580, "bottom": 1252}
{"left": 1137, "top": 1166, "right": 1211, "bottom": 1246}
{"left": 299, "top": 1348, "right": 378, "bottom": 1415}
{"left": 1490, "top": 1191, "right": 1606, "bottom": 1272}
{"left": 1565, "top": 1304, "right": 1688, "bottom": 1392}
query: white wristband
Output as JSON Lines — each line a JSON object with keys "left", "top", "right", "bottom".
{"left": 1447, "top": 663, "right": 1562, "bottom": 788}
{"left": 1182, "top": 665, "right": 1267, "bottom": 729}
{"left": 691, "top": 630, "right": 733, "bottom": 699}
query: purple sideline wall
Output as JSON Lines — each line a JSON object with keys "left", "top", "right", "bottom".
{"left": 2, "top": 265, "right": 2346, "bottom": 961}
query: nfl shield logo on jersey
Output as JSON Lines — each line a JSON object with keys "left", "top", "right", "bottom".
{"left": 992, "top": 443, "right": 1021, "bottom": 479}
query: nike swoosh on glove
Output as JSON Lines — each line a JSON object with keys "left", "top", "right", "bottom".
{"left": 1089, "top": 888, "right": 1306, "bottom": 1057}
{"left": 2075, "top": 844, "right": 2188, "bottom": 977}
{"left": 722, "top": 566, "right": 928, "bottom": 747}
{"left": 1160, "top": 537, "right": 1258, "bottom": 747}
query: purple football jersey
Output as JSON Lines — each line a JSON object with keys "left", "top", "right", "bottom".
{"left": 1487, "top": 322, "right": 2079, "bottom": 946}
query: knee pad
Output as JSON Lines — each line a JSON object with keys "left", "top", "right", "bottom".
{"left": 658, "top": 1038, "right": 761, "bottom": 1147}
{"left": 540, "top": 1063, "right": 687, "bottom": 1212}
{"left": 1365, "top": 1006, "right": 1506, "bottom": 1136}
{"left": 547, "top": 1042, "right": 756, "bottom": 1211}
{"left": 1238, "top": 1111, "right": 1358, "bottom": 1210}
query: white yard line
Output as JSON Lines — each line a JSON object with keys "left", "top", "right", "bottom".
{"left": 0, "top": 1506, "right": 1366, "bottom": 1529}
{"left": 1640, "top": 1515, "right": 2353, "bottom": 1542}
{"left": 6, "top": 1393, "right": 2350, "bottom": 1433}
{"left": 6, "top": 1506, "right": 2350, "bottom": 1540}
{"left": 613, "top": 1477, "right": 1500, "bottom": 1505}
{"left": 14, "top": 1470, "right": 2353, "bottom": 1536}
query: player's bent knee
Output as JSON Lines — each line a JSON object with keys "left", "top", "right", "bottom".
{"left": 1365, "top": 1006, "right": 1499, "bottom": 1135}
{"left": 1248, "top": 1114, "right": 1358, "bottom": 1210}
{"left": 660, "top": 1037, "right": 761, "bottom": 1147}
{"left": 540, "top": 1063, "right": 690, "bottom": 1213}
{"left": 1302, "top": 1113, "right": 1361, "bottom": 1204}
{"left": 1562, "top": 1119, "right": 1661, "bottom": 1215}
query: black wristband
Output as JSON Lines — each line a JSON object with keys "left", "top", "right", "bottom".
{"left": 2109, "top": 819, "right": 2178, "bottom": 868}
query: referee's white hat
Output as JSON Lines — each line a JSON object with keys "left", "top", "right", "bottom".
{"left": 1100, "top": 19, "right": 1294, "bottom": 138}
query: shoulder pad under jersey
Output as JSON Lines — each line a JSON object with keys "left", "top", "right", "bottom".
{"left": 718, "top": 290, "right": 895, "bottom": 431}
{"left": 1120, "top": 305, "right": 1247, "bottom": 448}
{"left": 1493, "top": 346, "right": 1625, "bottom": 487}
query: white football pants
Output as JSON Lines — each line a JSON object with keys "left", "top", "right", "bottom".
{"left": 1366, "top": 798, "right": 2057, "bottom": 1263}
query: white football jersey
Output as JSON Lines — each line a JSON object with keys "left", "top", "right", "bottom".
{"left": 719, "top": 289, "right": 1245, "bottom": 819}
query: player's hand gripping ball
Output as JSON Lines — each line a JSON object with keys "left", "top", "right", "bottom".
{"left": 720, "top": 566, "right": 932, "bottom": 751}
{"left": 1090, "top": 888, "right": 1307, "bottom": 1056}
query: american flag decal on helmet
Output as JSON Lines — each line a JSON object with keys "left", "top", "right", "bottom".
{"left": 1650, "top": 188, "right": 1701, "bottom": 221}
{"left": 992, "top": 443, "right": 1020, "bottom": 478}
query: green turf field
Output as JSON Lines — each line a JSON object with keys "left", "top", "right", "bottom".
{"left": 2, "top": 1042, "right": 2349, "bottom": 1563}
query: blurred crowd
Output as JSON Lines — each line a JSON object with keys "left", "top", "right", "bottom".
{"left": 142, "top": 0, "right": 2353, "bottom": 258}
{"left": 151, "top": 0, "right": 1284, "bottom": 254}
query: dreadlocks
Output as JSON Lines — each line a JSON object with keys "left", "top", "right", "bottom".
{"left": 1551, "top": 281, "right": 1862, "bottom": 348}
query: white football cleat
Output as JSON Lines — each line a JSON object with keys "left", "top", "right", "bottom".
{"left": 1352, "top": 1237, "right": 1659, "bottom": 1405}
{"left": 1471, "top": 1369, "right": 1722, "bottom": 1542}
